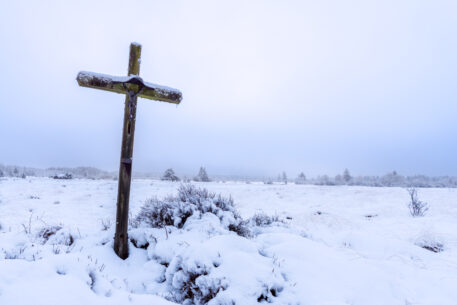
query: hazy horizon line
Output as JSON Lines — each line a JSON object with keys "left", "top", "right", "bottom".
{"left": 2, "top": 162, "right": 457, "bottom": 180}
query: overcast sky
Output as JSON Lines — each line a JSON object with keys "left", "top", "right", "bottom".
{"left": 1, "top": 0, "right": 457, "bottom": 177}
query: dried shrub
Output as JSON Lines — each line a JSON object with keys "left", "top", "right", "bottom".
{"left": 415, "top": 236, "right": 444, "bottom": 253}
{"left": 37, "top": 225, "right": 62, "bottom": 242}
{"left": 100, "top": 219, "right": 111, "bottom": 231}
{"left": 421, "top": 243, "right": 444, "bottom": 253}
{"left": 407, "top": 188, "right": 429, "bottom": 217}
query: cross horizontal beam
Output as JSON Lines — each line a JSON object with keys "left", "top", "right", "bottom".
{"left": 77, "top": 71, "right": 182, "bottom": 104}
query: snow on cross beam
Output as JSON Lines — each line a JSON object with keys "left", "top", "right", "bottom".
{"left": 75, "top": 42, "right": 182, "bottom": 260}
{"left": 76, "top": 71, "right": 182, "bottom": 104}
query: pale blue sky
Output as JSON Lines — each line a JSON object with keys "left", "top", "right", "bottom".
{"left": 1, "top": 0, "right": 457, "bottom": 177}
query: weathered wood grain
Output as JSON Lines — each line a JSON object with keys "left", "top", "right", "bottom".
{"left": 76, "top": 72, "right": 182, "bottom": 104}
{"left": 113, "top": 43, "right": 141, "bottom": 260}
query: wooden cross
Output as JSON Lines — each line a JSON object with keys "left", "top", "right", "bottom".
{"left": 76, "top": 42, "right": 182, "bottom": 259}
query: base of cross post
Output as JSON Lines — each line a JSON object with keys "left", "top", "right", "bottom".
{"left": 114, "top": 157, "right": 133, "bottom": 260}
{"left": 114, "top": 231, "right": 129, "bottom": 259}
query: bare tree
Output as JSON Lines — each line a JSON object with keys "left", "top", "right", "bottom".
{"left": 407, "top": 188, "right": 429, "bottom": 217}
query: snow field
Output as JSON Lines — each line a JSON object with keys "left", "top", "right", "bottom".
{"left": 0, "top": 177, "right": 456, "bottom": 304}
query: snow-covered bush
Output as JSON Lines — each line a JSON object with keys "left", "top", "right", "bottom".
{"left": 155, "top": 234, "right": 285, "bottom": 305}
{"left": 263, "top": 178, "right": 273, "bottom": 185}
{"left": 37, "top": 225, "right": 76, "bottom": 246}
{"left": 131, "top": 186, "right": 289, "bottom": 304}
{"left": 52, "top": 173, "right": 73, "bottom": 180}
{"left": 248, "top": 213, "right": 283, "bottom": 227}
{"left": 165, "top": 251, "right": 227, "bottom": 304}
{"left": 134, "top": 184, "right": 249, "bottom": 237}
{"left": 162, "top": 168, "right": 180, "bottom": 182}
{"left": 407, "top": 188, "right": 429, "bottom": 217}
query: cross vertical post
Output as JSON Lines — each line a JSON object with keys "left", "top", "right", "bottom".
{"left": 113, "top": 43, "right": 141, "bottom": 259}
{"left": 76, "top": 42, "right": 182, "bottom": 260}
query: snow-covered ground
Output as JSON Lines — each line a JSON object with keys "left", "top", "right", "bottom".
{"left": 1, "top": 177, "right": 456, "bottom": 304}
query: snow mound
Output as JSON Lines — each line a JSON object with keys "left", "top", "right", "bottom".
{"left": 130, "top": 185, "right": 290, "bottom": 304}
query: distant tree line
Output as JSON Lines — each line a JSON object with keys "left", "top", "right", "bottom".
{"left": 2, "top": 163, "right": 457, "bottom": 188}
{"left": 0, "top": 164, "right": 113, "bottom": 179}
{"left": 267, "top": 169, "right": 457, "bottom": 188}
{"left": 0, "top": 163, "right": 213, "bottom": 182}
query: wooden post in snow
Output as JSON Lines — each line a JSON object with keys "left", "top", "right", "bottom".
{"left": 76, "top": 43, "right": 182, "bottom": 259}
